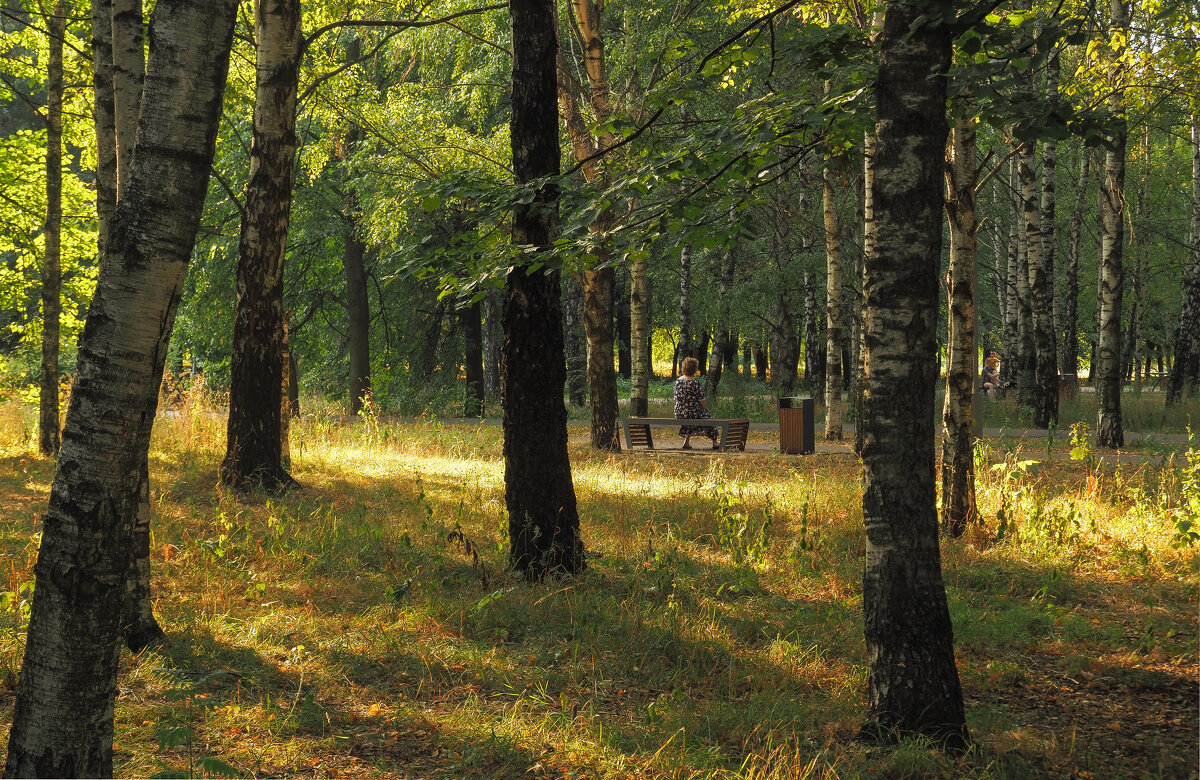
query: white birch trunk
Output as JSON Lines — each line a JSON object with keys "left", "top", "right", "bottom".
{"left": 4, "top": 3, "right": 238, "bottom": 774}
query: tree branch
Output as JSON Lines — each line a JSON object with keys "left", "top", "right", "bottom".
{"left": 302, "top": 4, "right": 506, "bottom": 51}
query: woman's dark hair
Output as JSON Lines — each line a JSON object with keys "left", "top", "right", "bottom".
{"left": 681, "top": 356, "right": 699, "bottom": 376}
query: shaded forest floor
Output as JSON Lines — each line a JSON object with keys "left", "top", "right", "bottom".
{"left": 0, "top": 400, "right": 1196, "bottom": 779}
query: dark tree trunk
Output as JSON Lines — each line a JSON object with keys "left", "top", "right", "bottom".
{"left": 38, "top": 1, "right": 65, "bottom": 456}
{"left": 504, "top": 0, "right": 584, "bottom": 580}
{"left": 484, "top": 289, "right": 503, "bottom": 398}
{"left": 754, "top": 344, "right": 768, "bottom": 382}
{"left": 859, "top": 0, "right": 968, "bottom": 748}
{"left": 222, "top": 0, "right": 301, "bottom": 491}
{"left": 462, "top": 300, "right": 485, "bottom": 417}
{"left": 288, "top": 348, "right": 300, "bottom": 416}
{"left": 615, "top": 270, "right": 631, "bottom": 379}
{"left": 562, "top": 274, "right": 587, "bottom": 407}
{"left": 584, "top": 266, "right": 620, "bottom": 449}
{"left": 344, "top": 231, "right": 371, "bottom": 414}
{"left": 415, "top": 300, "right": 448, "bottom": 381}
{"left": 4, "top": 3, "right": 237, "bottom": 774}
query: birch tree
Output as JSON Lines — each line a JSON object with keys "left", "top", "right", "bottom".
{"left": 859, "top": 0, "right": 968, "bottom": 746}
{"left": 4, "top": 2, "right": 238, "bottom": 773}
{"left": 1096, "top": 0, "right": 1128, "bottom": 449}
{"left": 942, "top": 107, "right": 978, "bottom": 537}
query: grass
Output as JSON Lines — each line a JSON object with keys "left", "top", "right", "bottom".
{"left": 0, "top": 388, "right": 1196, "bottom": 779}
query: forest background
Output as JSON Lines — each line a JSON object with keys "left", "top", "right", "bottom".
{"left": 0, "top": 0, "right": 1198, "bottom": 777}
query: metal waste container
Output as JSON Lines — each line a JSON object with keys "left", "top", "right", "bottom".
{"left": 778, "top": 397, "right": 814, "bottom": 455}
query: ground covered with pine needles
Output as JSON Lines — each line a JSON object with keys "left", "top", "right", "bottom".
{"left": 0, "top": 392, "right": 1196, "bottom": 779}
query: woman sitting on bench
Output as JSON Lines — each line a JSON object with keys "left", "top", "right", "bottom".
{"left": 674, "top": 356, "right": 719, "bottom": 450}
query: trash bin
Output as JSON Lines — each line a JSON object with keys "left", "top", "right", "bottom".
{"left": 779, "top": 397, "right": 814, "bottom": 455}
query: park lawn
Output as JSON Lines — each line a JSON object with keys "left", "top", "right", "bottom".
{"left": 0, "top": 399, "right": 1196, "bottom": 779}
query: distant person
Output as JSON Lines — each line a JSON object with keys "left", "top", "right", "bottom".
{"left": 674, "top": 357, "right": 718, "bottom": 450}
{"left": 982, "top": 353, "right": 1000, "bottom": 397}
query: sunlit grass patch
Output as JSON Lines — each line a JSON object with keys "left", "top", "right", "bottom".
{"left": 0, "top": 395, "right": 1195, "bottom": 778}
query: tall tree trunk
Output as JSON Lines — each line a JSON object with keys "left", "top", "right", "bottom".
{"left": 803, "top": 271, "right": 820, "bottom": 394}
{"left": 1166, "top": 112, "right": 1200, "bottom": 405}
{"left": 222, "top": 0, "right": 302, "bottom": 491}
{"left": 4, "top": 4, "right": 237, "bottom": 774}
{"left": 1015, "top": 142, "right": 1039, "bottom": 411}
{"left": 707, "top": 240, "right": 737, "bottom": 400}
{"left": 462, "top": 300, "right": 484, "bottom": 417}
{"left": 855, "top": 131, "right": 876, "bottom": 454}
{"left": 562, "top": 274, "right": 587, "bottom": 406}
{"left": 505, "top": 0, "right": 583, "bottom": 579}
{"left": 557, "top": 0, "right": 618, "bottom": 449}
{"left": 38, "top": 1, "right": 65, "bottom": 457}
{"left": 630, "top": 253, "right": 651, "bottom": 415}
{"left": 584, "top": 265, "right": 620, "bottom": 448}
{"left": 1000, "top": 171, "right": 1020, "bottom": 387}
{"left": 483, "top": 289, "right": 503, "bottom": 398}
{"left": 823, "top": 167, "right": 844, "bottom": 439}
{"left": 1125, "top": 127, "right": 1150, "bottom": 387}
{"left": 1061, "top": 152, "right": 1090, "bottom": 375}
{"left": 91, "top": 0, "right": 116, "bottom": 259}
{"left": 99, "top": 0, "right": 162, "bottom": 652}
{"left": 1029, "top": 39, "right": 1059, "bottom": 426}
{"left": 678, "top": 244, "right": 693, "bottom": 373}
{"left": 942, "top": 109, "right": 978, "bottom": 537}
{"left": 344, "top": 231, "right": 371, "bottom": 414}
{"left": 111, "top": 0, "right": 144, "bottom": 200}
{"left": 859, "top": 0, "right": 967, "bottom": 747}
{"left": 1096, "top": 0, "right": 1128, "bottom": 449}
{"left": 615, "top": 270, "right": 631, "bottom": 379}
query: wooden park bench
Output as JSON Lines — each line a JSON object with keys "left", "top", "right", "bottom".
{"left": 622, "top": 417, "right": 750, "bottom": 452}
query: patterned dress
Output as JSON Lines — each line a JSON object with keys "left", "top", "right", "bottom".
{"left": 673, "top": 375, "right": 717, "bottom": 440}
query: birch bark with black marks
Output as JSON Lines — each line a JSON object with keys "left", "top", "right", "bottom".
{"left": 823, "top": 166, "right": 844, "bottom": 439}
{"left": 111, "top": 0, "right": 144, "bottom": 200}
{"left": 630, "top": 251, "right": 651, "bottom": 415}
{"left": 222, "top": 0, "right": 303, "bottom": 491}
{"left": 4, "top": 4, "right": 237, "bottom": 774}
{"left": 803, "top": 271, "right": 820, "bottom": 394}
{"left": 505, "top": 0, "right": 584, "bottom": 580}
{"left": 941, "top": 109, "right": 978, "bottom": 537}
{"left": 1096, "top": 0, "right": 1128, "bottom": 448}
{"left": 859, "top": 0, "right": 967, "bottom": 747}
{"left": 855, "top": 132, "right": 876, "bottom": 454}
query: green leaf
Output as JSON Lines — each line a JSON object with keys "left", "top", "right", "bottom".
{"left": 420, "top": 194, "right": 441, "bottom": 212}
{"left": 199, "top": 756, "right": 242, "bottom": 778}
